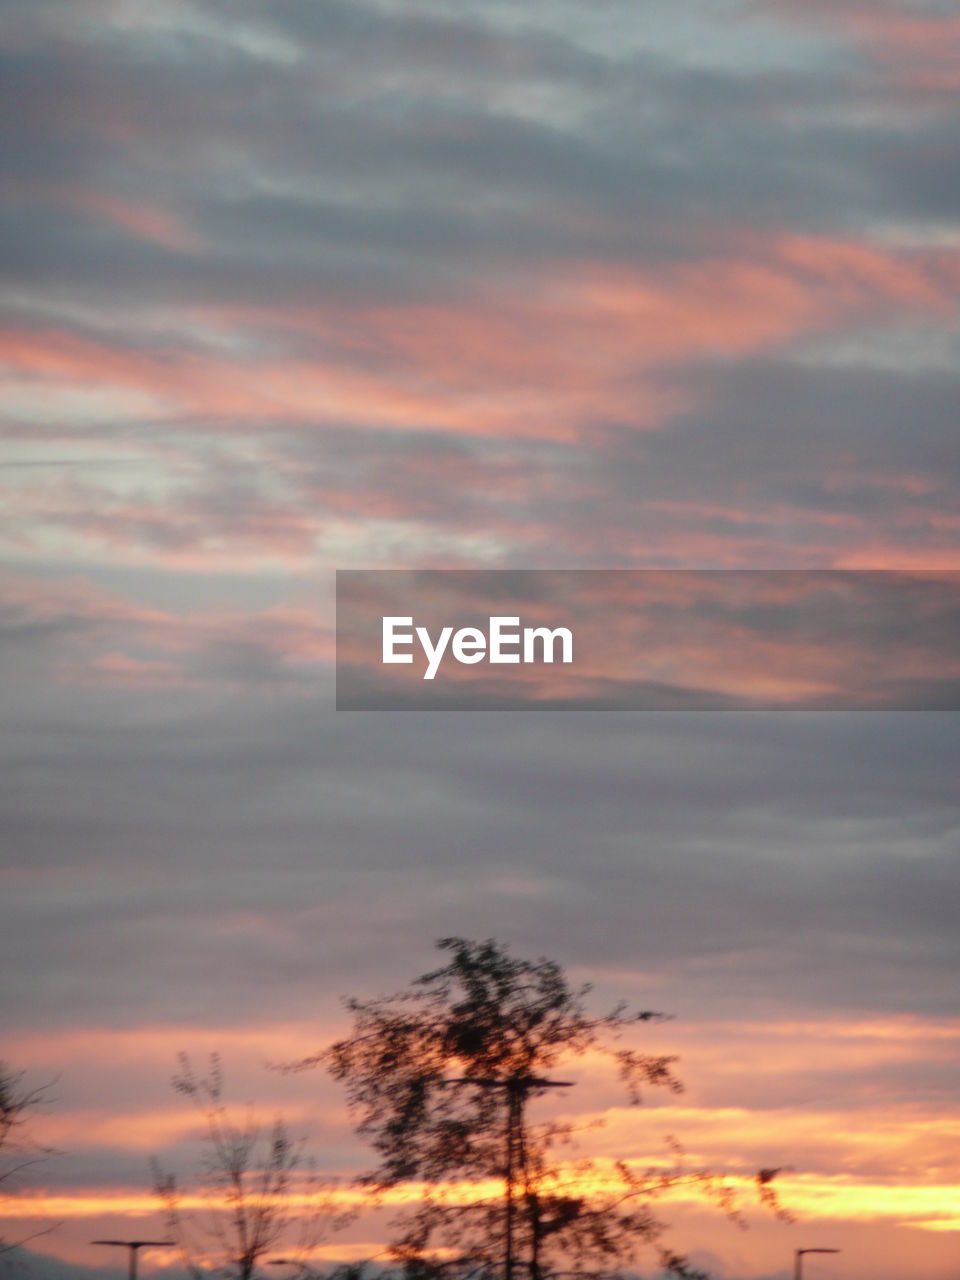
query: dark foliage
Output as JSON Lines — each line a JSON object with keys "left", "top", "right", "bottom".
{"left": 295, "top": 939, "right": 789, "bottom": 1280}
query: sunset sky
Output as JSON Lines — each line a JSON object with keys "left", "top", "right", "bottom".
{"left": 1, "top": 1, "right": 960, "bottom": 1278}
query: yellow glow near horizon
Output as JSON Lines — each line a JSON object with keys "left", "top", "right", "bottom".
{"left": 4, "top": 1167, "right": 960, "bottom": 1232}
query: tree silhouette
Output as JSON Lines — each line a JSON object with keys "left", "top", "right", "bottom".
{"left": 0, "top": 1058, "right": 56, "bottom": 1255}
{"left": 153, "top": 1053, "right": 339, "bottom": 1279}
{"left": 296, "top": 938, "right": 788, "bottom": 1280}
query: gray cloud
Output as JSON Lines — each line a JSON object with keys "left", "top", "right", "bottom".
{"left": 1, "top": 5, "right": 959, "bottom": 1271}
{"left": 2, "top": 690, "right": 958, "bottom": 1026}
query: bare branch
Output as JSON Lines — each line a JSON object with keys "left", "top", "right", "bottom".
{"left": 153, "top": 1054, "right": 342, "bottom": 1279}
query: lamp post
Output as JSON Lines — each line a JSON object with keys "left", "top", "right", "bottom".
{"left": 91, "top": 1239, "right": 174, "bottom": 1280}
{"left": 794, "top": 1247, "right": 841, "bottom": 1280}
{"left": 439, "top": 1074, "right": 574, "bottom": 1280}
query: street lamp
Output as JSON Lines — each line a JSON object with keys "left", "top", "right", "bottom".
{"left": 91, "top": 1239, "right": 175, "bottom": 1280}
{"left": 794, "top": 1247, "right": 841, "bottom": 1280}
{"left": 439, "top": 1074, "right": 574, "bottom": 1280}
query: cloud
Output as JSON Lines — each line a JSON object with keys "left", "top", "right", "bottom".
{"left": 2, "top": 3, "right": 959, "bottom": 1276}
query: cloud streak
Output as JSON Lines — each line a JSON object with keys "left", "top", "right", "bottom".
{"left": 2, "top": 1, "right": 959, "bottom": 1275}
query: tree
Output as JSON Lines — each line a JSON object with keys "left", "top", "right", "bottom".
{"left": 298, "top": 938, "right": 788, "bottom": 1280}
{"left": 0, "top": 1059, "right": 56, "bottom": 1255}
{"left": 153, "top": 1053, "right": 339, "bottom": 1279}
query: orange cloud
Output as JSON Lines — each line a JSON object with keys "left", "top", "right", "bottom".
{"left": 0, "top": 571, "right": 335, "bottom": 689}
{"left": 65, "top": 190, "right": 201, "bottom": 252}
{"left": 0, "top": 178, "right": 199, "bottom": 251}
{"left": 4, "top": 1014, "right": 960, "bottom": 1276}
{"left": 766, "top": 2, "right": 960, "bottom": 97}
{"left": 3, "top": 232, "right": 956, "bottom": 445}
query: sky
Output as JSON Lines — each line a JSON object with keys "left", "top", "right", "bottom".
{"left": 1, "top": 0, "right": 959, "bottom": 1277}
